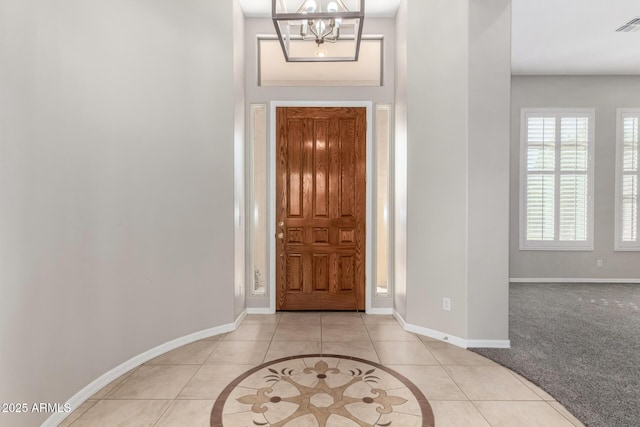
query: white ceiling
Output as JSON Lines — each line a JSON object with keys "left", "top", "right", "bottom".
{"left": 240, "top": 0, "right": 640, "bottom": 75}
{"left": 512, "top": 0, "right": 640, "bottom": 75}
{"left": 239, "top": 0, "right": 402, "bottom": 17}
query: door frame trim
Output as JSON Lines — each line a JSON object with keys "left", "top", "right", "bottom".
{"left": 269, "top": 101, "right": 373, "bottom": 313}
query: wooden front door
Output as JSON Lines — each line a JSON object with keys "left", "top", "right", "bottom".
{"left": 276, "top": 107, "right": 366, "bottom": 311}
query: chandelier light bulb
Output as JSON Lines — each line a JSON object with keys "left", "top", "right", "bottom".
{"left": 327, "top": 1, "right": 338, "bottom": 13}
{"left": 305, "top": 0, "right": 317, "bottom": 13}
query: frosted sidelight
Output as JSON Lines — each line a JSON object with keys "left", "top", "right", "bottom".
{"left": 376, "top": 105, "right": 391, "bottom": 295}
{"left": 250, "top": 104, "right": 268, "bottom": 295}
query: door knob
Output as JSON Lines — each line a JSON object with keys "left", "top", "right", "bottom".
{"left": 278, "top": 221, "right": 285, "bottom": 227}
{"left": 277, "top": 232, "right": 284, "bottom": 240}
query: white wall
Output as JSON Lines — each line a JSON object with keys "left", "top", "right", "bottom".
{"left": 466, "top": 0, "right": 511, "bottom": 341}
{"left": 243, "top": 18, "right": 396, "bottom": 106}
{"left": 402, "top": 0, "right": 510, "bottom": 343}
{"left": 510, "top": 76, "right": 640, "bottom": 281}
{"left": 0, "top": 1, "right": 236, "bottom": 426}
{"left": 234, "top": 0, "right": 247, "bottom": 319}
{"left": 393, "top": 0, "right": 408, "bottom": 319}
{"left": 405, "top": 0, "right": 470, "bottom": 338}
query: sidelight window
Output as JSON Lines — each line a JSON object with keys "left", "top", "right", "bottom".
{"left": 250, "top": 104, "right": 268, "bottom": 295}
{"left": 376, "top": 104, "right": 392, "bottom": 295}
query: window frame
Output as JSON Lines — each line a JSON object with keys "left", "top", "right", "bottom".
{"left": 614, "top": 108, "right": 640, "bottom": 251}
{"left": 375, "top": 104, "right": 392, "bottom": 297}
{"left": 248, "top": 103, "right": 268, "bottom": 296}
{"left": 519, "top": 108, "right": 595, "bottom": 251}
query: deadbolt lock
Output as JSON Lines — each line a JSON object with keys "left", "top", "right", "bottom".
{"left": 278, "top": 221, "right": 285, "bottom": 227}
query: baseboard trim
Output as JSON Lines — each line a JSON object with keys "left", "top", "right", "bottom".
{"left": 246, "top": 307, "right": 275, "bottom": 314}
{"left": 43, "top": 316, "right": 242, "bottom": 427}
{"left": 367, "top": 307, "right": 394, "bottom": 315}
{"left": 403, "top": 323, "right": 468, "bottom": 348}
{"left": 392, "top": 309, "right": 406, "bottom": 328}
{"left": 392, "top": 311, "right": 510, "bottom": 349}
{"left": 234, "top": 309, "right": 247, "bottom": 327}
{"left": 510, "top": 278, "right": 640, "bottom": 284}
{"left": 466, "top": 339, "right": 511, "bottom": 348}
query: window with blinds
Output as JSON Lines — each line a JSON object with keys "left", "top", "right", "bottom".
{"left": 615, "top": 109, "right": 640, "bottom": 250}
{"left": 520, "top": 109, "right": 594, "bottom": 250}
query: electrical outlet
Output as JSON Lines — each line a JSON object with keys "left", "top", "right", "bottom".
{"left": 597, "top": 259, "right": 603, "bottom": 268}
{"left": 443, "top": 298, "right": 451, "bottom": 311}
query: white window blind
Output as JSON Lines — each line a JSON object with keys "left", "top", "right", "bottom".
{"left": 615, "top": 110, "right": 640, "bottom": 250}
{"left": 520, "top": 110, "right": 594, "bottom": 250}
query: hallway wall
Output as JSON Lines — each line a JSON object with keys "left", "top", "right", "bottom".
{"left": 401, "top": 0, "right": 510, "bottom": 343}
{"left": 404, "top": 0, "right": 470, "bottom": 339}
{"left": 393, "top": 0, "right": 408, "bottom": 319}
{"left": 0, "top": 1, "right": 237, "bottom": 426}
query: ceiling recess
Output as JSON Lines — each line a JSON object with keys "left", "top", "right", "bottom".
{"left": 616, "top": 17, "right": 640, "bottom": 32}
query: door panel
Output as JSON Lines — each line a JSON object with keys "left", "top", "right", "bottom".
{"left": 286, "top": 255, "right": 303, "bottom": 291}
{"left": 276, "top": 107, "right": 366, "bottom": 311}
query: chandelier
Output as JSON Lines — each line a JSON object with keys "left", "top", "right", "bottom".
{"left": 272, "top": 0, "right": 365, "bottom": 62}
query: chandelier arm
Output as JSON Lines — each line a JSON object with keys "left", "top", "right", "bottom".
{"left": 321, "top": 21, "right": 335, "bottom": 39}
{"left": 324, "top": 26, "right": 339, "bottom": 41}
{"left": 308, "top": 21, "right": 321, "bottom": 39}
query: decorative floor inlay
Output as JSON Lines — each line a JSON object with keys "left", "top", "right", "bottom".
{"left": 211, "top": 354, "right": 434, "bottom": 427}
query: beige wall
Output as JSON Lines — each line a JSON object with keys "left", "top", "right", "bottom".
{"left": 466, "top": 0, "right": 511, "bottom": 340}
{"left": 0, "top": 1, "right": 237, "bottom": 425}
{"left": 243, "top": 18, "right": 396, "bottom": 105}
{"left": 510, "top": 75, "right": 640, "bottom": 280}
{"left": 402, "top": 0, "right": 510, "bottom": 342}
{"left": 234, "top": 0, "right": 247, "bottom": 319}
{"left": 394, "top": 0, "right": 408, "bottom": 318}
{"left": 404, "top": 0, "right": 470, "bottom": 338}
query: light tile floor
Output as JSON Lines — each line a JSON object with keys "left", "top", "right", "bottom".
{"left": 59, "top": 312, "right": 585, "bottom": 427}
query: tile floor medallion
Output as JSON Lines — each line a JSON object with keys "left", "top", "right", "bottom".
{"left": 211, "top": 354, "right": 435, "bottom": 427}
